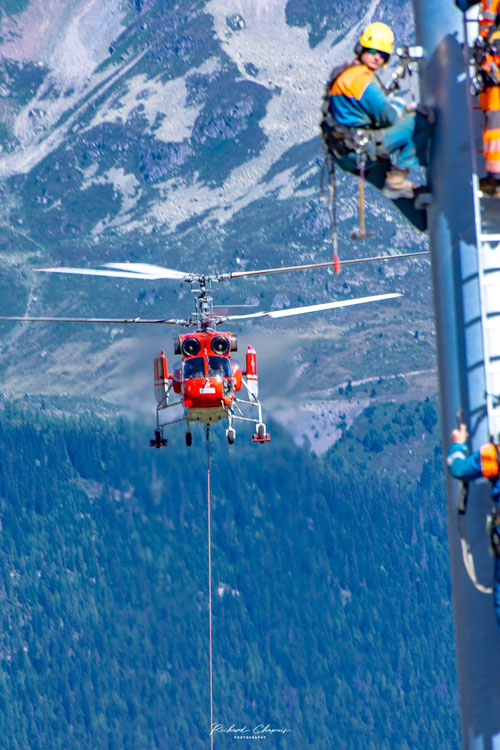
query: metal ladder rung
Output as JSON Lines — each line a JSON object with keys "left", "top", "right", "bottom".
{"left": 483, "top": 268, "right": 500, "bottom": 279}
{"left": 481, "top": 251, "right": 500, "bottom": 267}
{"left": 465, "top": 12, "right": 500, "bottom": 439}
{"left": 488, "top": 371, "right": 500, "bottom": 393}
{"left": 485, "top": 333, "right": 500, "bottom": 357}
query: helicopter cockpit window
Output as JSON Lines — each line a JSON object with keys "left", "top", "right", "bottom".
{"left": 208, "top": 356, "right": 231, "bottom": 378}
{"left": 183, "top": 357, "right": 205, "bottom": 380}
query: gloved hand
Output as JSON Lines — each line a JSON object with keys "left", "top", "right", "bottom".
{"left": 416, "top": 104, "right": 436, "bottom": 124}
{"left": 451, "top": 423, "right": 469, "bottom": 444}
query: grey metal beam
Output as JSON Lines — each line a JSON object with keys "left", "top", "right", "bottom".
{"left": 411, "top": 1, "right": 500, "bottom": 747}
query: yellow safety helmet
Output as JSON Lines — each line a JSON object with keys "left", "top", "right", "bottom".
{"left": 359, "top": 22, "right": 394, "bottom": 55}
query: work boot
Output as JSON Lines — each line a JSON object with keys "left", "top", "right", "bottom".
{"left": 479, "top": 175, "right": 500, "bottom": 197}
{"left": 382, "top": 167, "right": 419, "bottom": 200}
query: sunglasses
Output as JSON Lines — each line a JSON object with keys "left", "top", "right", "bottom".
{"left": 364, "top": 48, "right": 390, "bottom": 62}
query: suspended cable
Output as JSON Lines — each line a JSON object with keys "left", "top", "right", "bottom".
{"left": 206, "top": 425, "right": 214, "bottom": 749}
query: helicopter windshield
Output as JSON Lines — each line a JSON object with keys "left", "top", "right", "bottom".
{"left": 208, "top": 356, "right": 231, "bottom": 378}
{"left": 183, "top": 357, "right": 205, "bottom": 380}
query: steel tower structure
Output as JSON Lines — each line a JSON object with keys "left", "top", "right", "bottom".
{"left": 412, "top": 1, "right": 500, "bottom": 747}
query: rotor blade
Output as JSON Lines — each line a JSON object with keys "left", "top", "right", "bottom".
{"left": 36, "top": 267, "right": 166, "bottom": 280}
{"left": 36, "top": 264, "right": 190, "bottom": 280}
{"left": 227, "top": 292, "right": 402, "bottom": 320}
{"left": 103, "top": 263, "right": 190, "bottom": 280}
{"left": 0, "top": 316, "right": 182, "bottom": 324}
{"left": 221, "top": 251, "right": 429, "bottom": 281}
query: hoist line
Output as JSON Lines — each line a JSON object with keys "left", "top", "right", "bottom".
{"left": 329, "top": 159, "right": 338, "bottom": 267}
{"left": 206, "top": 425, "right": 214, "bottom": 749}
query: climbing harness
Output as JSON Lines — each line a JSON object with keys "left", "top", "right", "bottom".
{"left": 471, "top": 32, "right": 500, "bottom": 94}
{"left": 320, "top": 64, "right": 375, "bottom": 259}
{"left": 320, "top": 62, "right": 376, "bottom": 160}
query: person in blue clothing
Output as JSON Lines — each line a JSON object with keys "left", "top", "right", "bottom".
{"left": 448, "top": 422, "right": 500, "bottom": 630}
{"left": 321, "top": 22, "right": 434, "bottom": 218}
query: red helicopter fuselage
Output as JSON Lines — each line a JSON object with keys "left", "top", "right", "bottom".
{"left": 174, "top": 332, "right": 241, "bottom": 420}
{"left": 154, "top": 331, "right": 259, "bottom": 426}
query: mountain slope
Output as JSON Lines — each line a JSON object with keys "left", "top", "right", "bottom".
{"left": 0, "top": 403, "right": 459, "bottom": 749}
{"left": 0, "top": 0, "right": 432, "bottom": 437}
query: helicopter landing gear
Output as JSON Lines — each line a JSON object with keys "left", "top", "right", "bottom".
{"left": 185, "top": 430, "right": 193, "bottom": 447}
{"left": 226, "top": 427, "right": 236, "bottom": 445}
{"left": 150, "top": 429, "right": 168, "bottom": 449}
{"left": 252, "top": 423, "right": 270, "bottom": 444}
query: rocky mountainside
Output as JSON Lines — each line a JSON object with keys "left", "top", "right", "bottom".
{"left": 0, "top": 7, "right": 459, "bottom": 748}
{"left": 0, "top": 0, "right": 433, "bottom": 449}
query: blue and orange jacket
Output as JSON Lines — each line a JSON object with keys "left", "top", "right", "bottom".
{"left": 448, "top": 441, "right": 500, "bottom": 480}
{"left": 329, "top": 60, "right": 399, "bottom": 129}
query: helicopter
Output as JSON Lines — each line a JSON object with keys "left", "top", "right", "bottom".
{"left": 0, "top": 251, "right": 427, "bottom": 447}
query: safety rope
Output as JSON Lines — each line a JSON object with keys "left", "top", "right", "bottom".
{"left": 328, "top": 158, "right": 341, "bottom": 273}
{"left": 358, "top": 162, "right": 366, "bottom": 237}
{"left": 458, "top": 514, "right": 494, "bottom": 594}
{"left": 320, "top": 154, "right": 340, "bottom": 273}
{"left": 206, "top": 425, "right": 214, "bottom": 748}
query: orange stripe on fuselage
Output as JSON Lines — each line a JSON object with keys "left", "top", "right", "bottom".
{"left": 330, "top": 64, "right": 374, "bottom": 101}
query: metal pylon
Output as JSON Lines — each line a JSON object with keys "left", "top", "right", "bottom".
{"left": 463, "top": 8, "right": 500, "bottom": 442}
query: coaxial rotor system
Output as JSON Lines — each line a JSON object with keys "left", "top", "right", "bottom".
{"left": 0, "top": 251, "right": 428, "bottom": 329}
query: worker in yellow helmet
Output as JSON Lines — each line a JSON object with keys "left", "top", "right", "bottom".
{"left": 321, "top": 22, "right": 434, "bottom": 226}
{"left": 359, "top": 22, "right": 394, "bottom": 54}
{"left": 456, "top": 0, "right": 500, "bottom": 197}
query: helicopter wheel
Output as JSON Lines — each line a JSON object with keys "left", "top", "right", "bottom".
{"left": 150, "top": 429, "right": 167, "bottom": 449}
{"left": 185, "top": 431, "right": 192, "bottom": 447}
{"left": 256, "top": 423, "right": 266, "bottom": 440}
{"left": 226, "top": 427, "right": 236, "bottom": 445}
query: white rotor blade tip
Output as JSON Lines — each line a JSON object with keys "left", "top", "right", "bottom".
{"left": 103, "top": 263, "right": 189, "bottom": 280}
{"left": 228, "top": 292, "right": 402, "bottom": 320}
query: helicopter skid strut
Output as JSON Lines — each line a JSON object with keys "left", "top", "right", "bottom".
{"left": 150, "top": 394, "right": 270, "bottom": 447}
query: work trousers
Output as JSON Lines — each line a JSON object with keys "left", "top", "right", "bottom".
{"left": 378, "top": 111, "right": 433, "bottom": 168}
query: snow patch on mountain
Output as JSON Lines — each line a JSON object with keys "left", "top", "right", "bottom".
{"left": 1, "top": 0, "right": 125, "bottom": 85}
{"left": 85, "top": 60, "right": 219, "bottom": 142}
{"left": 142, "top": 0, "right": 381, "bottom": 233}
{"left": 0, "top": 45, "right": 149, "bottom": 178}
{"left": 82, "top": 165, "right": 140, "bottom": 216}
